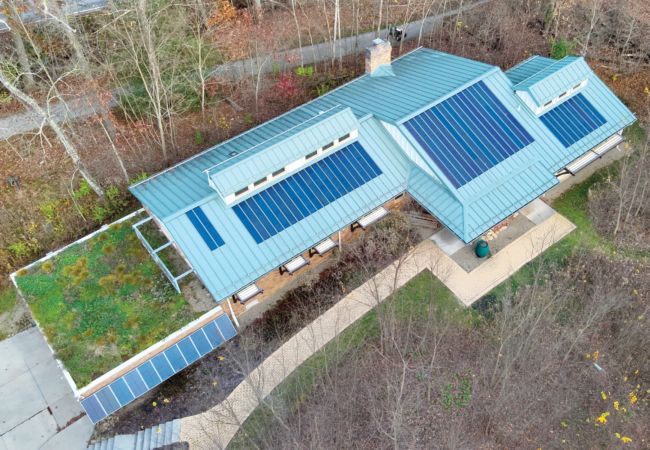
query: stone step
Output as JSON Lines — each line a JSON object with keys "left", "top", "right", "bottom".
{"left": 107, "top": 437, "right": 114, "bottom": 450}
{"left": 99, "top": 438, "right": 108, "bottom": 450}
{"left": 113, "top": 434, "right": 137, "bottom": 450}
{"left": 164, "top": 421, "right": 173, "bottom": 446}
{"left": 142, "top": 428, "right": 151, "bottom": 450}
{"left": 171, "top": 419, "right": 181, "bottom": 443}
{"left": 135, "top": 430, "right": 145, "bottom": 450}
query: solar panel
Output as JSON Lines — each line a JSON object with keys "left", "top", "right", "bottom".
{"left": 152, "top": 353, "right": 175, "bottom": 381}
{"left": 202, "top": 321, "right": 224, "bottom": 348}
{"left": 540, "top": 93, "right": 606, "bottom": 148}
{"left": 137, "top": 360, "right": 161, "bottom": 389}
{"left": 96, "top": 386, "right": 121, "bottom": 415}
{"left": 81, "top": 395, "right": 106, "bottom": 423}
{"left": 233, "top": 142, "right": 382, "bottom": 244}
{"left": 177, "top": 337, "right": 200, "bottom": 364}
{"left": 187, "top": 206, "right": 225, "bottom": 251}
{"left": 80, "top": 314, "right": 238, "bottom": 423}
{"left": 404, "top": 80, "right": 534, "bottom": 189}
{"left": 110, "top": 378, "right": 135, "bottom": 406}
{"left": 165, "top": 345, "right": 187, "bottom": 373}
{"left": 123, "top": 370, "right": 147, "bottom": 397}
{"left": 191, "top": 329, "right": 213, "bottom": 356}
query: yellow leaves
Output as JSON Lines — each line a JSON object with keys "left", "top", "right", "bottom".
{"left": 157, "top": 428, "right": 162, "bottom": 434}
{"left": 629, "top": 392, "right": 637, "bottom": 404}
{"left": 616, "top": 433, "right": 621, "bottom": 438}
{"left": 634, "top": 290, "right": 638, "bottom": 295}
{"left": 601, "top": 391, "right": 607, "bottom": 400}
{"left": 213, "top": 381, "right": 217, "bottom": 386}
{"left": 152, "top": 401, "right": 157, "bottom": 406}
{"left": 594, "top": 351, "right": 599, "bottom": 360}
{"left": 586, "top": 354, "right": 590, "bottom": 358}
{"left": 614, "top": 401, "right": 619, "bottom": 410}
{"left": 164, "top": 398, "right": 169, "bottom": 403}
{"left": 596, "top": 412, "right": 609, "bottom": 424}
{"left": 621, "top": 437, "right": 632, "bottom": 443}
{"left": 218, "top": 356, "right": 224, "bottom": 360}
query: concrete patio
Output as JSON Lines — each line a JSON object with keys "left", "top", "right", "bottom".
{"left": 428, "top": 200, "right": 575, "bottom": 305}
{"left": 0, "top": 327, "right": 93, "bottom": 450}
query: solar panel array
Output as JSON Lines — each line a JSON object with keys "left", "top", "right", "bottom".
{"left": 233, "top": 142, "right": 382, "bottom": 244}
{"left": 539, "top": 93, "right": 606, "bottom": 148}
{"left": 404, "top": 80, "right": 535, "bottom": 189}
{"left": 81, "top": 314, "right": 237, "bottom": 424}
{"left": 187, "top": 206, "right": 225, "bottom": 251}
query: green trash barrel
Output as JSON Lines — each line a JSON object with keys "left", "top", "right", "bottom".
{"left": 475, "top": 240, "right": 489, "bottom": 258}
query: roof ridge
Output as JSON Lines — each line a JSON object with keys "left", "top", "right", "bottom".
{"left": 513, "top": 56, "right": 573, "bottom": 88}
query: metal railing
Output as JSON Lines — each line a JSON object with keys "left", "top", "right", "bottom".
{"left": 132, "top": 216, "right": 193, "bottom": 293}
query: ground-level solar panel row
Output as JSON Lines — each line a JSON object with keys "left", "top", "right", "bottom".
{"left": 404, "top": 80, "right": 534, "bottom": 189}
{"left": 539, "top": 92, "right": 607, "bottom": 148}
{"left": 81, "top": 314, "right": 236, "bottom": 423}
{"left": 233, "top": 142, "right": 382, "bottom": 244}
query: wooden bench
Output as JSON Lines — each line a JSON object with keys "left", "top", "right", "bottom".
{"left": 309, "top": 237, "right": 338, "bottom": 257}
{"left": 233, "top": 283, "right": 263, "bottom": 304}
{"left": 279, "top": 255, "right": 310, "bottom": 275}
{"left": 351, "top": 206, "right": 390, "bottom": 232}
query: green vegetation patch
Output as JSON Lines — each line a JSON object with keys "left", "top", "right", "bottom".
{"left": 15, "top": 214, "right": 194, "bottom": 386}
{"left": 0, "top": 284, "right": 17, "bottom": 314}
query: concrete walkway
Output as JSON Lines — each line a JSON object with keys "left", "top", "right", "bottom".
{"left": 0, "top": 328, "right": 93, "bottom": 450}
{"left": 178, "top": 210, "right": 574, "bottom": 449}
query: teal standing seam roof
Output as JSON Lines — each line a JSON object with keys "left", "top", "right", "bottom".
{"left": 129, "top": 47, "right": 636, "bottom": 305}
{"left": 513, "top": 57, "right": 592, "bottom": 107}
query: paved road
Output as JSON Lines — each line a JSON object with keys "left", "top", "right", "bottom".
{"left": 0, "top": 327, "right": 93, "bottom": 450}
{"left": 0, "top": 0, "right": 105, "bottom": 32}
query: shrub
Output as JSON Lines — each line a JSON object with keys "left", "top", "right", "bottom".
{"left": 41, "top": 261, "right": 53, "bottom": 273}
{"left": 101, "top": 243, "right": 116, "bottom": 255}
{"left": 95, "top": 337, "right": 107, "bottom": 346}
{"left": 16, "top": 268, "right": 28, "bottom": 277}
{"left": 97, "top": 232, "right": 110, "bottom": 242}
{"left": 108, "top": 223, "right": 122, "bottom": 232}
{"left": 98, "top": 275, "right": 117, "bottom": 294}
{"left": 122, "top": 270, "right": 142, "bottom": 286}
{"left": 73, "top": 270, "right": 90, "bottom": 286}
{"left": 549, "top": 37, "right": 578, "bottom": 60}
{"left": 115, "top": 264, "right": 126, "bottom": 278}
{"left": 128, "top": 242, "right": 149, "bottom": 261}
{"left": 83, "top": 328, "right": 93, "bottom": 337}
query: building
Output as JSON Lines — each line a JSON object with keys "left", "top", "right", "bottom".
{"left": 129, "top": 40, "right": 635, "bottom": 324}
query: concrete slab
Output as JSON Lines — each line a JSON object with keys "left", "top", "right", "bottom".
{"left": 11, "top": 328, "right": 53, "bottom": 369}
{"left": 0, "top": 371, "right": 47, "bottom": 435}
{"left": 30, "top": 358, "right": 70, "bottom": 405}
{"left": 520, "top": 199, "right": 556, "bottom": 225}
{"left": 0, "top": 435, "right": 7, "bottom": 450}
{"left": 113, "top": 434, "right": 137, "bottom": 450}
{"left": 1, "top": 410, "right": 57, "bottom": 450}
{"left": 430, "top": 228, "right": 465, "bottom": 256}
{"left": 40, "top": 416, "right": 93, "bottom": 450}
{"left": 50, "top": 392, "right": 84, "bottom": 428}
{"left": 0, "top": 340, "right": 28, "bottom": 388}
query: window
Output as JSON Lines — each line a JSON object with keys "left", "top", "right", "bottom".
{"left": 322, "top": 142, "right": 334, "bottom": 151}
{"left": 186, "top": 206, "right": 225, "bottom": 250}
{"left": 306, "top": 150, "right": 318, "bottom": 160}
{"left": 253, "top": 176, "right": 268, "bottom": 187}
{"left": 272, "top": 167, "right": 286, "bottom": 177}
{"left": 574, "top": 83, "right": 582, "bottom": 90}
{"left": 339, "top": 133, "right": 350, "bottom": 141}
{"left": 544, "top": 100, "right": 553, "bottom": 107}
{"left": 235, "top": 186, "right": 249, "bottom": 197}
{"left": 558, "top": 91, "right": 567, "bottom": 99}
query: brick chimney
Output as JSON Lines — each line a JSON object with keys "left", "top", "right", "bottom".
{"left": 365, "top": 39, "right": 392, "bottom": 74}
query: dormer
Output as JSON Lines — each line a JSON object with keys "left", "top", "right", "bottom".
{"left": 204, "top": 107, "right": 359, "bottom": 205}
{"left": 512, "top": 56, "right": 592, "bottom": 115}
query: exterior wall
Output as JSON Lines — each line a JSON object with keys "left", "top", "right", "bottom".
{"left": 226, "top": 193, "right": 411, "bottom": 317}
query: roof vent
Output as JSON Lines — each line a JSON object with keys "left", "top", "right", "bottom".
{"left": 365, "top": 39, "right": 392, "bottom": 74}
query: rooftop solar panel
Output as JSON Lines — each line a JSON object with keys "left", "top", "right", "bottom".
{"left": 404, "top": 80, "right": 534, "bottom": 189}
{"left": 80, "top": 314, "right": 238, "bottom": 423}
{"left": 178, "top": 337, "right": 200, "bottom": 364}
{"left": 96, "top": 386, "right": 121, "bottom": 415}
{"left": 152, "top": 353, "right": 175, "bottom": 381}
{"left": 110, "top": 378, "right": 135, "bottom": 406}
{"left": 81, "top": 395, "right": 106, "bottom": 423}
{"left": 539, "top": 93, "right": 606, "bottom": 148}
{"left": 187, "top": 206, "right": 225, "bottom": 251}
{"left": 233, "top": 142, "right": 382, "bottom": 244}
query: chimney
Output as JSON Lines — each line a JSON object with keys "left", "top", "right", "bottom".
{"left": 365, "top": 39, "right": 392, "bottom": 74}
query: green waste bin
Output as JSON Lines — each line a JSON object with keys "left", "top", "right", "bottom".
{"left": 475, "top": 240, "right": 489, "bottom": 258}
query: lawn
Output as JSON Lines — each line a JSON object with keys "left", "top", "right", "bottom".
{"left": 14, "top": 213, "right": 196, "bottom": 386}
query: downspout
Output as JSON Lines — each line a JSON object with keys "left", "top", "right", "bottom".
{"left": 226, "top": 299, "right": 240, "bottom": 328}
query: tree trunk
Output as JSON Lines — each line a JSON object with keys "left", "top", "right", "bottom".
{"left": 0, "top": 62, "right": 105, "bottom": 198}
{"left": 137, "top": 0, "right": 168, "bottom": 160}
{"left": 2, "top": 0, "right": 35, "bottom": 92}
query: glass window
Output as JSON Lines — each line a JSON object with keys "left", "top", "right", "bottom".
{"left": 235, "top": 186, "right": 249, "bottom": 196}
{"left": 339, "top": 133, "right": 350, "bottom": 141}
{"left": 306, "top": 150, "right": 318, "bottom": 160}
{"left": 322, "top": 142, "right": 334, "bottom": 151}
{"left": 544, "top": 100, "right": 553, "bottom": 107}
{"left": 253, "top": 177, "right": 268, "bottom": 187}
{"left": 272, "top": 167, "right": 286, "bottom": 177}
{"left": 574, "top": 84, "right": 582, "bottom": 90}
{"left": 558, "top": 91, "right": 567, "bottom": 98}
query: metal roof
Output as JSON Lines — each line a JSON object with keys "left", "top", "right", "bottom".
{"left": 130, "top": 48, "right": 636, "bottom": 303}
{"left": 513, "top": 57, "right": 593, "bottom": 107}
